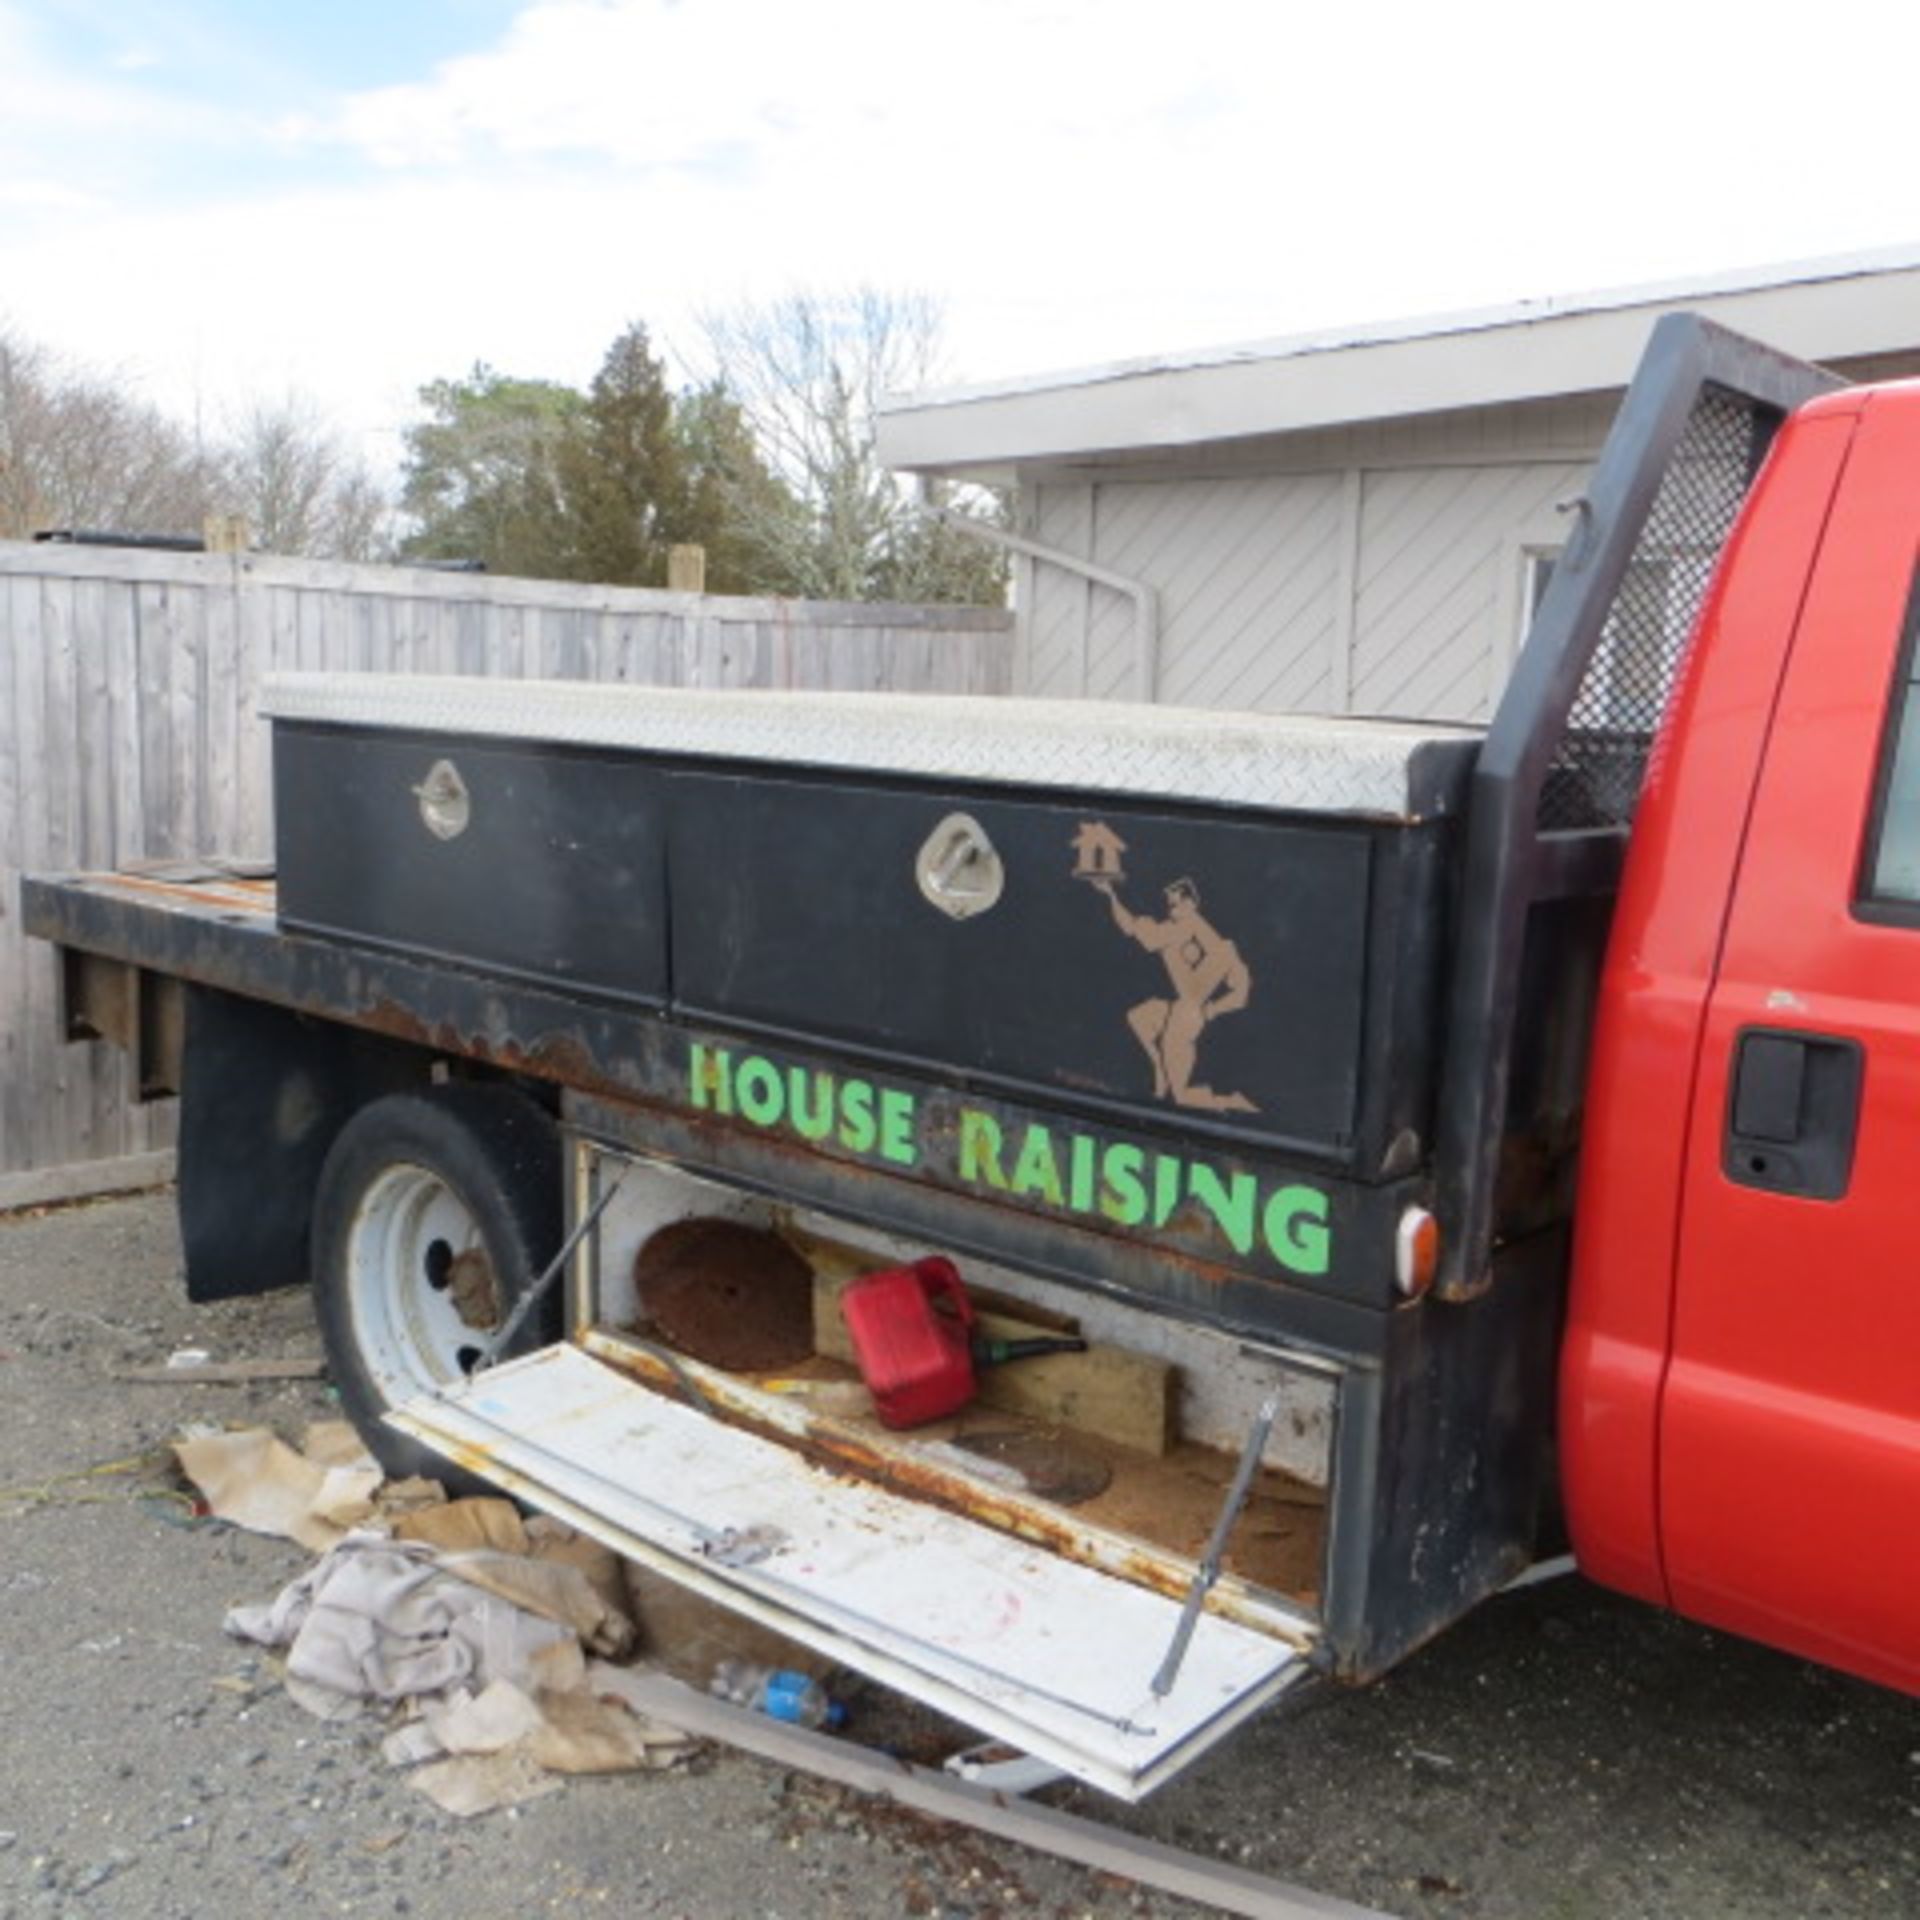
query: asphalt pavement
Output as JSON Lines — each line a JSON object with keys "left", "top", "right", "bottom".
{"left": 1, "top": 1190, "right": 1915, "bottom": 1920}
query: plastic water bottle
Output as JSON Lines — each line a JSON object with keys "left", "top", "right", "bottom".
{"left": 710, "top": 1658, "right": 846, "bottom": 1731}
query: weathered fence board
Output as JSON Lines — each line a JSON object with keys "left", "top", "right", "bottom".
{"left": 0, "top": 543, "right": 1012, "bottom": 1199}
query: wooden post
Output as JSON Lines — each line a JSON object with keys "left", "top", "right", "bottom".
{"left": 203, "top": 513, "right": 249, "bottom": 554}
{"left": 666, "top": 543, "right": 707, "bottom": 594}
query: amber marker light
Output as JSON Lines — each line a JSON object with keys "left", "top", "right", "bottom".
{"left": 1395, "top": 1206, "right": 1440, "bottom": 1298}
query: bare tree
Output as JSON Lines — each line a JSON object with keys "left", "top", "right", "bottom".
{"left": 0, "top": 327, "right": 393, "bottom": 559}
{"left": 221, "top": 395, "right": 392, "bottom": 560}
{"left": 0, "top": 324, "right": 222, "bottom": 538}
{"left": 695, "top": 287, "right": 1006, "bottom": 604}
{"left": 0, "top": 328, "right": 56, "bottom": 536}
{"left": 322, "top": 466, "right": 394, "bottom": 565}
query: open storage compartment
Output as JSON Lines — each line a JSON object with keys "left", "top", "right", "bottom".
{"left": 391, "top": 1139, "right": 1333, "bottom": 1799}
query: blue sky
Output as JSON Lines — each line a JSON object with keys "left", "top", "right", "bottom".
{"left": 0, "top": 2, "right": 526, "bottom": 202}
{"left": 2, "top": 1, "right": 1917, "bottom": 475}
{"left": 20, "top": 2, "right": 522, "bottom": 96}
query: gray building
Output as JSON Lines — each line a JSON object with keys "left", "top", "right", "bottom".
{"left": 877, "top": 249, "right": 1920, "bottom": 721}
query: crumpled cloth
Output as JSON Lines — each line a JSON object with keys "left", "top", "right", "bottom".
{"left": 224, "top": 1529, "right": 692, "bottom": 1811}
{"left": 225, "top": 1530, "right": 624, "bottom": 1718}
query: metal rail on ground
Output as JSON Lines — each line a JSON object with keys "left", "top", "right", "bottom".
{"left": 614, "top": 1668, "right": 1399, "bottom": 1920}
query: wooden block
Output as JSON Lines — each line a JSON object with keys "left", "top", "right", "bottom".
{"left": 666, "top": 544, "right": 707, "bottom": 593}
{"left": 971, "top": 1339, "right": 1174, "bottom": 1458}
{"left": 800, "top": 1235, "right": 1175, "bottom": 1456}
{"left": 202, "top": 512, "right": 250, "bottom": 555}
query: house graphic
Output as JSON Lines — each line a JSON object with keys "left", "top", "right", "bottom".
{"left": 1071, "top": 821, "right": 1127, "bottom": 883}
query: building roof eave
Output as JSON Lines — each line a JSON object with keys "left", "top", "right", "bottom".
{"left": 877, "top": 248, "right": 1920, "bottom": 478}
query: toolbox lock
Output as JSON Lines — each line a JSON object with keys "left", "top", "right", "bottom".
{"left": 915, "top": 812, "right": 1004, "bottom": 920}
{"left": 411, "top": 758, "right": 471, "bottom": 841}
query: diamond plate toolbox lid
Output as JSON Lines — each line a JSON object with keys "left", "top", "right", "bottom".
{"left": 261, "top": 673, "right": 1481, "bottom": 822}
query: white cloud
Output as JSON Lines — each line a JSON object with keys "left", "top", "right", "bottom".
{"left": 296, "top": 1, "right": 1288, "bottom": 174}
{"left": 0, "top": 178, "right": 106, "bottom": 213}
{"left": 1, "top": 0, "right": 1917, "bottom": 476}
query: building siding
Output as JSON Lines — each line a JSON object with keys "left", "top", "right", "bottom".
{"left": 1016, "top": 394, "right": 1618, "bottom": 718}
{"left": 1352, "top": 459, "right": 1589, "bottom": 720}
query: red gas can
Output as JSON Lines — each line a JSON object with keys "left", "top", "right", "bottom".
{"left": 838, "top": 1257, "right": 976, "bottom": 1428}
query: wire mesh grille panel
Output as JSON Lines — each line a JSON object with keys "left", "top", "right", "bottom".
{"left": 1538, "top": 385, "right": 1771, "bottom": 830}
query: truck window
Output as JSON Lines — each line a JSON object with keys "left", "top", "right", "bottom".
{"left": 1861, "top": 568, "right": 1920, "bottom": 906}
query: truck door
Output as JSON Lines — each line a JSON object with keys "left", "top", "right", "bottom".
{"left": 1663, "top": 385, "right": 1920, "bottom": 1693}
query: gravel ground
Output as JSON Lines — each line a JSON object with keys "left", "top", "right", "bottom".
{"left": 2, "top": 1190, "right": 1917, "bottom": 1920}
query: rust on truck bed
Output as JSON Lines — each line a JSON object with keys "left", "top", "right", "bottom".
{"left": 580, "top": 1324, "right": 1323, "bottom": 1633}
{"left": 24, "top": 865, "right": 1407, "bottom": 1362}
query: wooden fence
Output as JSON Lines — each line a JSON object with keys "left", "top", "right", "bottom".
{"left": 0, "top": 543, "right": 1012, "bottom": 1205}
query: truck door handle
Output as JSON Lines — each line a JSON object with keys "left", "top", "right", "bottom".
{"left": 1723, "top": 1027, "right": 1862, "bottom": 1200}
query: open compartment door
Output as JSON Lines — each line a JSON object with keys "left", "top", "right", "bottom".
{"left": 389, "top": 1344, "right": 1316, "bottom": 1800}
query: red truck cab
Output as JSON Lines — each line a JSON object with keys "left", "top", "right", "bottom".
{"left": 1566, "top": 380, "right": 1920, "bottom": 1692}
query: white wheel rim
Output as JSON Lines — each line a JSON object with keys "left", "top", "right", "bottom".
{"left": 344, "top": 1162, "right": 501, "bottom": 1402}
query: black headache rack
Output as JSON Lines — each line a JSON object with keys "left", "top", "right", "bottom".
{"left": 1431, "top": 315, "right": 1844, "bottom": 1301}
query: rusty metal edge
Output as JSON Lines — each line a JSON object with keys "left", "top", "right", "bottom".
{"left": 578, "top": 1325, "right": 1320, "bottom": 1650}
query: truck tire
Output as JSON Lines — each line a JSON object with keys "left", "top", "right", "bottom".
{"left": 310, "top": 1085, "right": 562, "bottom": 1482}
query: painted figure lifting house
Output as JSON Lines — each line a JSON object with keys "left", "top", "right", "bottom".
{"left": 1094, "top": 870, "right": 1255, "bottom": 1114}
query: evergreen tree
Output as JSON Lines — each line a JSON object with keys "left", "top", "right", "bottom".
{"left": 398, "top": 365, "right": 581, "bottom": 575}
{"left": 671, "top": 377, "right": 805, "bottom": 594}
{"left": 395, "top": 299, "right": 998, "bottom": 601}
{"left": 562, "top": 327, "right": 801, "bottom": 593}
{"left": 557, "top": 323, "right": 683, "bottom": 585}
